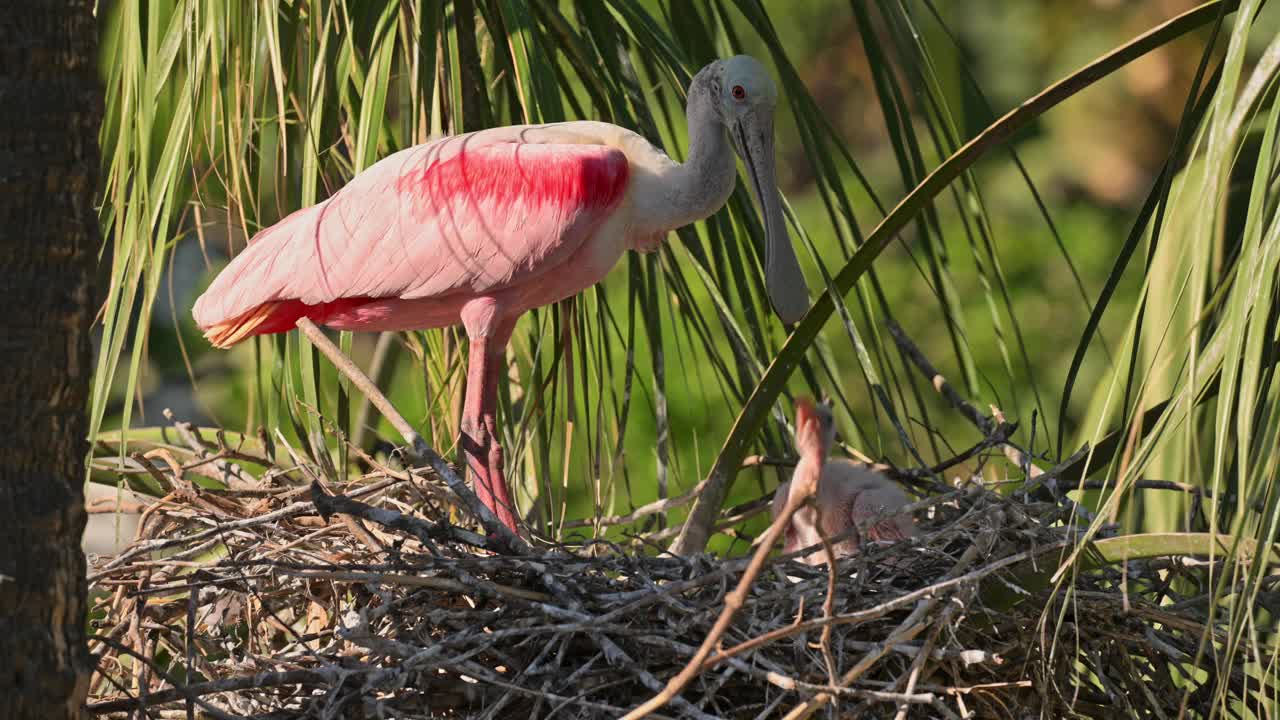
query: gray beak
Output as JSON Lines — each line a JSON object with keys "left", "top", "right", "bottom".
{"left": 733, "top": 111, "right": 810, "bottom": 324}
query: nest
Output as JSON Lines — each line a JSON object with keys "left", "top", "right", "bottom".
{"left": 84, "top": 430, "right": 1263, "bottom": 720}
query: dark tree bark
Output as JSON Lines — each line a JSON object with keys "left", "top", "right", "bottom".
{"left": 0, "top": 1, "right": 101, "bottom": 717}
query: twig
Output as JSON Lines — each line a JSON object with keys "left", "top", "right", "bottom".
{"left": 650, "top": 634, "right": 937, "bottom": 706}
{"left": 887, "top": 322, "right": 1037, "bottom": 486}
{"left": 621, "top": 465, "right": 819, "bottom": 719}
{"left": 1104, "top": 478, "right": 1213, "bottom": 496}
{"left": 88, "top": 637, "right": 252, "bottom": 719}
{"left": 886, "top": 321, "right": 993, "bottom": 435}
{"left": 902, "top": 422, "right": 1016, "bottom": 482}
{"left": 163, "top": 409, "right": 258, "bottom": 488}
{"left": 894, "top": 574, "right": 975, "bottom": 720}
{"left": 310, "top": 481, "right": 508, "bottom": 554}
{"left": 278, "top": 440, "right": 385, "bottom": 554}
{"left": 277, "top": 567, "right": 552, "bottom": 603}
{"left": 815, "top": 521, "right": 841, "bottom": 692}
{"left": 89, "top": 477, "right": 404, "bottom": 581}
{"left": 295, "top": 317, "right": 529, "bottom": 555}
{"left": 130, "top": 451, "right": 178, "bottom": 494}
{"left": 450, "top": 657, "right": 679, "bottom": 719}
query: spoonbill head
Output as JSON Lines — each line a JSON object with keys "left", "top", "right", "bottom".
{"left": 699, "top": 55, "right": 808, "bottom": 322}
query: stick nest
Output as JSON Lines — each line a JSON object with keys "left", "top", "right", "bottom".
{"left": 85, "top": 438, "right": 1265, "bottom": 720}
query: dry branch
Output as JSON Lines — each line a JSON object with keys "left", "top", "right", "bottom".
{"left": 84, "top": 325, "right": 1269, "bottom": 717}
{"left": 84, "top": 455, "right": 1265, "bottom": 719}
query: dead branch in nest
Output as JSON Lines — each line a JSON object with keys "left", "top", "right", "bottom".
{"left": 310, "top": 480, "right": 498, "bottom": 553}
{"left": 83, "top": 450, "right": 1267, "bottom": 718}
{"left": 82, "top": 320, "right": 1272, "bottom": 718}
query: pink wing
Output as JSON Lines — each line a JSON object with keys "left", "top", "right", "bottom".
{"left": 192, "top": 135, "right": 629, "bottom": 345}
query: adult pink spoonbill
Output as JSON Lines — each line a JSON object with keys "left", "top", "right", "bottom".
{"left": 772, "top": 402, "right": 916, "bottom": 564}
{"left": 193, "top": 56, "right": 810, "bottom": 534}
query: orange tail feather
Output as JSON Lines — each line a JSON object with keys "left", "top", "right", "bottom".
{"left": 202, "top": 297, "right": 377, "bottom": 349}
{"left": 203, "top": 303, "right": 279, "bottom": 349}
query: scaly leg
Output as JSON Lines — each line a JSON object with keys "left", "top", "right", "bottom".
{"left": 460, "top": 301, "right": 519, "bottom": 533}
{"left": 481, "top": 346, "right": 509, "bottom": 517}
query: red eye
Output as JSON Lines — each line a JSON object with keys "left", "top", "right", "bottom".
{"left": 731, "top": 85, "right": 746, "bottom": 100}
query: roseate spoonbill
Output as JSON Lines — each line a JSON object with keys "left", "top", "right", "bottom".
{"left": 192, "top": 55, "right": 810, "bottom": 534}
{"left": 772, "top": 403, "right": 916, "bottom": 564}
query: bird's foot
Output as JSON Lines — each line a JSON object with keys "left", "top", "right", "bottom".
{"left": 483, "top": 415, "right": 518, "bottom": 532}
{"left": 459, "top": 418, "right": 519, "bottom": 534}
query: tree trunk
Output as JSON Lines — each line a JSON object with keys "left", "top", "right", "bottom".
{"left": 0, "top": 1, "right": 101, "bottom": 718}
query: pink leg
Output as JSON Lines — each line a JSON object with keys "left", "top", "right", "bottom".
{"left": 481, "top": 348, "right": 509, "bottom": 516}
{"left": 460, "top": 300, "right": 519, "bottom": 533}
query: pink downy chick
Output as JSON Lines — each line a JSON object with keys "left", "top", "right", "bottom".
{"left": 772, "top": 403, "right": 916, "bottom": 565}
